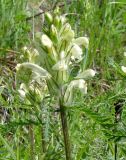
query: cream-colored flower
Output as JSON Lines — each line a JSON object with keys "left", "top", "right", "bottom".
{"left": 64, "top": 79, "right": 87, "bottom": 105}
{"left": 63, "top": 30, "right": 74, "bottom": 41}
{"left": 76, "top": 69, "right": 96, "bottom": 79}
{"left": 70, "top": 79, "right": 87, "bottom": 94}
{"left": 121, "top": 66, "right": 126, "bottom": 73}
{"left": 74, "top": 37, "right": 89, "bottom": 48}
{"left": 41, "top": 34, "right": 53, "bottom": 49}
{"left": 52, "top": 60, "right": 68, "bottom": 71}
{"left": 62, "top": 23, "right": 74, "bottom": 41}
{"left": 70, "top": 44, "right": 83, "bottom": 60}
{"left": 16, "top": 62, "right": 51, "bottom": 79}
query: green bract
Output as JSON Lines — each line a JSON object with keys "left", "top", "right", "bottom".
{"left": 16, "top": 11, "right": 95, "bottom": 106}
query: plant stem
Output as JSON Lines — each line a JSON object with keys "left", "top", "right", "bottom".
{"left": 59, "top": 100, "right": 71, "bottom": 160}
{"left": 29, "top": 125, "right": 34, "bottom": 160}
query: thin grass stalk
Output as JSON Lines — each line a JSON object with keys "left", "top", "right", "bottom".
{"left": 59, "top": 100, "right": 71, "bottom": 160}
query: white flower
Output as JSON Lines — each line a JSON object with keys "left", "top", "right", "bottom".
{"left": 16, "top": 62, "right": 51, "bottom": 79}
{"left": 70, "top": 44, "right": 83, "bottom": 60}
{"left": 62, "top": 23, "right": 74, "bottom": 41}
{"left": 41, "top": 34, "right": 53, "bottom": 48}
{"left": 74, "top": 37, "right": 89, "bottom": 48}
{"left": 64, "top": 79, "right": 87, "bottom": 105}
{"left": 121, "top": 66, "right": 126, "bottom": 73}
{"left": 70, "top": 79, "right": 87, "bottom": 94}
{"left": 76, "top": 69, "right": 96, "bottom": 79}
{"left": 52, "top": 60, "right": 68, "bottom": 71}
{"left": 63, "top": 30, "right": 74, "bottom": 41}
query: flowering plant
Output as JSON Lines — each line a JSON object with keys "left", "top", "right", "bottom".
{"left": 17, "top": 10, "right": 95, "bottom": 106}
{"left": 16, "top": 9, "right": 95, "bottom": 160}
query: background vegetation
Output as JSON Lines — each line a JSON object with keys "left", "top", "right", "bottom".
{"left": 0, "top": 0, "right": 126, "bottom": 159}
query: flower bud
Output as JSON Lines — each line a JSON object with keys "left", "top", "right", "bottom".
{"left": 54, "top": 7, "right": 60, "bottom": 15}
{"left": 41, "top": 34, "right": 53, "bottom": 49}
{"left": 50, "top": 25, "right": 58, "bottom": 43}
{"left": 61, "top": 23, "right": 74, "bottom": 41}
{"left": 54, "top": 16, "right": 60, "bottom": 28}
{"left": 51, "top": 25, "right": 58, "bottom": 36}
{"left": 45, "top": 12, "right": 53, "bottom": 24}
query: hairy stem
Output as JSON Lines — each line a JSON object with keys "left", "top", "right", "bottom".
{"left": 59, "top": 101, "right": 71, "bottom": 160}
